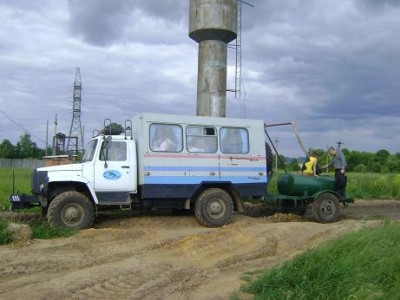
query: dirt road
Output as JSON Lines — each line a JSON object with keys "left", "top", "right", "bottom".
{"left": 1, "top": 200, "right": 399, "bottom": 300}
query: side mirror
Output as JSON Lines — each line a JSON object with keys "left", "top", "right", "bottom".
{"left": 101, "top": 136, "right": 112, "bottom": 168}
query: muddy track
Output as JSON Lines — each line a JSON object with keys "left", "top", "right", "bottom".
{"left": 0, "top": 200, "right": 399, "bottom": 300}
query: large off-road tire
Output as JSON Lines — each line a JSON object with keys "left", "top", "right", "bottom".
{"left": 194, "top": 188, "right": 234, "bottom": 227}
{"left": 312, "top": 193, "right": 340, "bottom": 223}
{"left": 47, "top": 191, "right": 94, "bottom": 230}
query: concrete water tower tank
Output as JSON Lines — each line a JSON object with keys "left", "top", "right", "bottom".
{"left": 189, "top": 0, "right": 237, "bottom": 117}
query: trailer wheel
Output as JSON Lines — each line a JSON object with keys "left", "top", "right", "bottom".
{"left": 47, "top": 191, "right": 94, "bottom": 230}
{"left": 195, "top": 188, "right": 233, "bottom": 227}
{"left": 312, "top": 193, "right": 340, "bottom": 223}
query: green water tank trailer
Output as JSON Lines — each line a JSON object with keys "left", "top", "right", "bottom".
{"left": 277, "top": 173, "right": 335, "bottom": 197}
{"left": 268, "top": 173, "right": 352, "bottom": 223}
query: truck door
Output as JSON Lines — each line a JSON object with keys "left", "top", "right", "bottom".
{"left": 94, "top": 139, "right": 137, "bottom": 192}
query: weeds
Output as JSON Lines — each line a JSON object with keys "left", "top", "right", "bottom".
{"left": 28, "top": 220, "right": 76, "bottom": 239}
{"left": 0, "top": 220, "right": 13, "bottom": 245}
{"left": 0, "top": 219, "right": 76, "bottom": 245}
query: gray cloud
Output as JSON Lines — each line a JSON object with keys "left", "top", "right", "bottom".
{"left": 67, "top": 0, "right": 188, "bottom": 46}
{"left": 68, "top": 0, "right": 134, "bottom": 46}
{"left": 241, "top": 0, "right": 400, "bottom": 118}
{"left": 0, "top": 0, "right": 399, "bottom": 157}
{"left": 357, "top": 0, "right": 400, "bottom": 11}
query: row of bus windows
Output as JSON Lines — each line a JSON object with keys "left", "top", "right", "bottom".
{"left": 149, "top": 124, "right": 249, "bottom": 154}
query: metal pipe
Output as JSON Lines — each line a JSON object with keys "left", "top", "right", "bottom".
{"left": 265, "top": 122, "right": 309, "bottom": 157}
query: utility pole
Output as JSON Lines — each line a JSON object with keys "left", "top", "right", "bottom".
{"left": 275, "top": 137, "right": 278, "bottom": 170}
{"left": 52, "top": 114, "right": 58, "bottom": 155}
{"left": 337, "top": 140, "right": 343, "bottom": 150}
{"left": 45, "top": 121, "right": 49, "bottom": 156}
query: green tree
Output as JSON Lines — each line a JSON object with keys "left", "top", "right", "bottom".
{"left": 354, "top": 164, "right": 367, "bottom": 173}
{"left": 101, "top": 123, "right": 124, "bottom": 135}
{"left": 287, "top": 158, "right": 301, "bottom": 171}
{"left": 374, "top": 149, "right": 390, "bottom": 165}
{"left": 16, "top": 133, "right": 38, "bottom": 158}
{"left": 385, "top": 155, "right": 400, "bottom": 173}
{"left": 0, "top": 139, "right": 16, "bottom": 158}
{"left": 346, "top": 150, "right": 373, "bottom": 172}
{"left": 395, "top": 152, "right": 400, "bottom": 160}
{"left": 277, "top": 155, "right": 286, "bottom": 170}
{"left": 366, "top": 149, "right": 391, "bottom": 173}
{"left": 369, "top": 161, "right": 382, "bottom": 173}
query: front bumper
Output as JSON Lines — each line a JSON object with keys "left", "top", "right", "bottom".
{"left": 9, "top": 194, "right": 40, "bottom": 210}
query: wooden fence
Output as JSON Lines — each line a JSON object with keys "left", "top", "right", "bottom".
{"left": 0, "top": 159, "right": 45, "bottom": 169}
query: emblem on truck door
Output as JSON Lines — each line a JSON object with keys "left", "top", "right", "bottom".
{"left": 103, "top": 170, "right": 122, "bottom": 180}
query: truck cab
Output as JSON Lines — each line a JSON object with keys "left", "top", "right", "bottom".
{"left": 84, "top": 135, "right": 137, "bottom": 205}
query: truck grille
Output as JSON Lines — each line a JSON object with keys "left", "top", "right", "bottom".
{"left": 31, "top": 169, "right": 48, "bottom": 195}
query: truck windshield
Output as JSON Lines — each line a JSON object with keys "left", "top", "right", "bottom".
{"left": 82, "top": 139, "right": 98, "bottom": 162}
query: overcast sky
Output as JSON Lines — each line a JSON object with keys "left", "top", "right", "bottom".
{"left": 0, "top": 0, "right": 399, "bottom": 157}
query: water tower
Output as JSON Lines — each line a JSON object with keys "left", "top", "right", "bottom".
{"left": 189, "top": 0, "right": 237, "bottom": 117}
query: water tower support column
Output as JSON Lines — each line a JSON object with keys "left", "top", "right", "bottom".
{"left": 189, "top": 0, "right": 237, "bottom": 117}
{"left": 197, "top": 40, "right": 227, "bottom": 117}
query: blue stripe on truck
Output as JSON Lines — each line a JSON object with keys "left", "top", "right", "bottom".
{"left": 144, "top": 175, "right": 267, "bottom": 184}
{"left": 144, "top": 165, "right": 266, "bottom": 172}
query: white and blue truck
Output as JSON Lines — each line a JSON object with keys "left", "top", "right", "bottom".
{"left": 10, "top": 113, "right": 270, "bottom": 229}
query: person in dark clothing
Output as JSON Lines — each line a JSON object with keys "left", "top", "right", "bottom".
{"left": 323, "top": 146, "right": 347, "bottom": 197}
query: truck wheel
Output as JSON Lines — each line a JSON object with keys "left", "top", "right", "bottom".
{"left": 312, "top": 193, "right": 340, "bottom": 223}
{"left": 195, "top": 188, "right": 234, "bottom": 227}
{"left": 47, "top": 191, "right": 94, "bottom": 230}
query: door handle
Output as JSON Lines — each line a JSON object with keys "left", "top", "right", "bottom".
{"left": 121, "top": 166, "right": 130, "bottom": 169}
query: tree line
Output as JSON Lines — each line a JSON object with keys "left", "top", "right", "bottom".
{"left": 0, "top": 133, "right": 49, "bottom": 159}
{"left": 279, "top": 148, "right": 400, "bottom": 173}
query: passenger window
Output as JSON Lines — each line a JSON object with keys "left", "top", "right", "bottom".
{"left": 220, "top": 127, "right": 249, "bottom": 154}
{"left": 100, "top": 141, "right": 127, "bottom": 161}
{"left": 186, "top": 125, "right": 217, "bottom": 153}
{"left": 150, "top": 124, "right": 183, "bottom": 152}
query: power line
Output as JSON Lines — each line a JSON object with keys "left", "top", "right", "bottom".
{"left": 0, "top": 107, "right": 46, "bottom": 145}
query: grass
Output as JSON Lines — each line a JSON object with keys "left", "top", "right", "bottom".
{"left": 241, "top": 220, "right": 400, "bottom": 299}
{"left": 1, "top": 168, "right": 75, "bottom": 244}
{"left": 0, "top": 220, "right": 13, "bottom": 245}
{"left": 0, "top": 167, "right": 32, "bottom": 210}
{"left": 347, "top": 173, "right": 400, "bottom": 199}
{"left": 28, "top": 220, "right": 76, "bottom": 240}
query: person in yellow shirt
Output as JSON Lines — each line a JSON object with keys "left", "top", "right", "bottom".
{"left": 302, "top": 151, "right": 318, "bottom": 176}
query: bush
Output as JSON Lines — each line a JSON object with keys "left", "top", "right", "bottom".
{"left": 347, "top": 173, "right": 400, "bottom": 199}
{"left": 354, "top": 164, "right": 367, "bottom": 173}
{"left": 0, "top": 220, "right": 13, "bottom": 245}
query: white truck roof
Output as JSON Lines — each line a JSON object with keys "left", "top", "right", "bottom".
{"left": 131, "top": 112, "right": 264, "bottom": 127}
